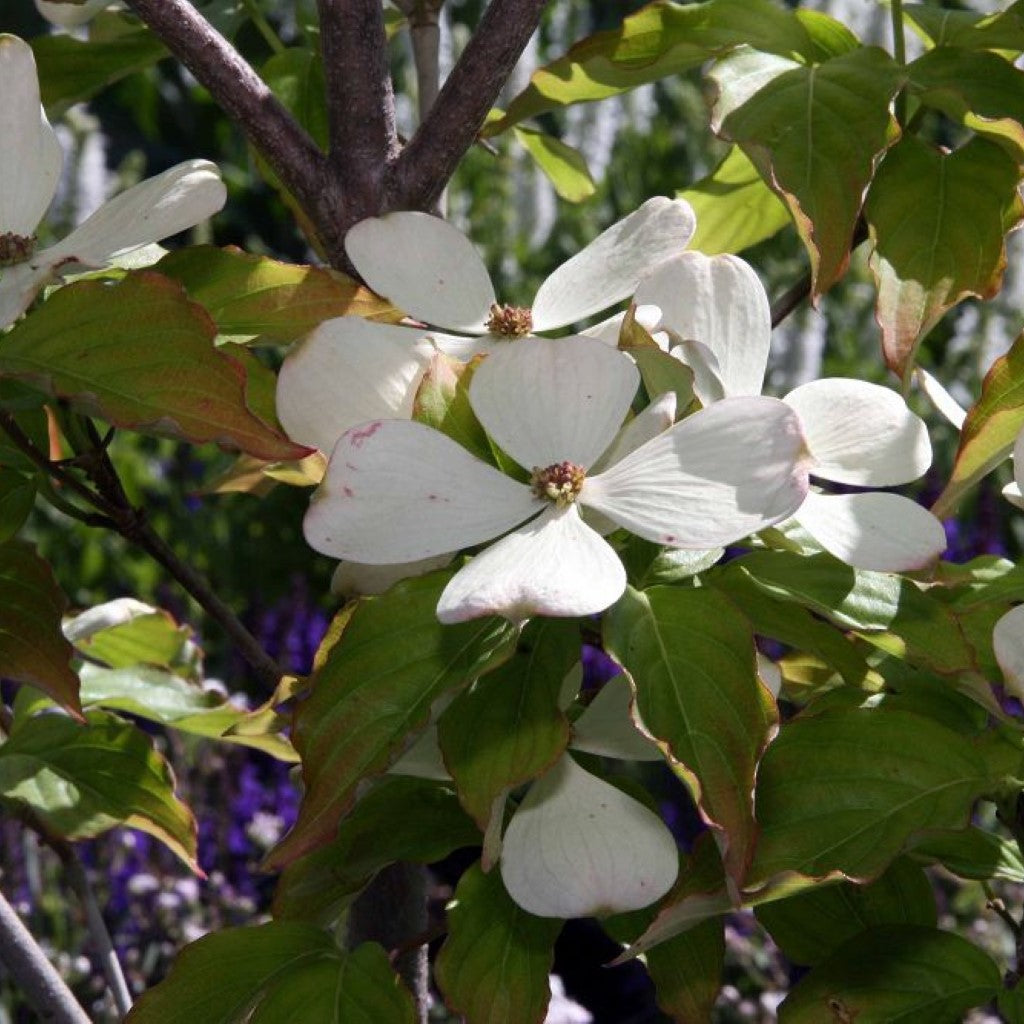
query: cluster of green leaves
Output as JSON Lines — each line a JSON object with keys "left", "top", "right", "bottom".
{"left": 6, "top": 0, "right": 1024, "bottom": 1022}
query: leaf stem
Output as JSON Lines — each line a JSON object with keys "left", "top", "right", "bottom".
{"left": 241, "top": 0, "right": 286, "bottom": 55}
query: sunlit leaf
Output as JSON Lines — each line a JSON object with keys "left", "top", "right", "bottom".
{"left": 128, "top": 925, "right": 415, "bottom": 1024}
{"left": 263, "top": 570, "right": 516, "bottom": 869}
{"left": 0, "top": 272, "right": 310, "bottom": 461}
{"left": 485, "top": 0, "right": 817, "bottom": 135}
{"left": 513, "top": 126, "right": 596, "bottom": 202}
{"left": 604, "top": 586, "right": 774, "bottom": 880}
{"left": 748, "top": 707, "right": 991, "bottom": 889}
{"left": 0, "top": 709, "right": 198, "bottom": 869}
{"left": 65, "top": 599, "right": 191, "bottom": 671}
{"left": 903, "top": 1, "right": 1024, "bottom": 53}
{"left": 680, "top": 145, "right": 791, "bottom": 255}
{"left": 412, "top": 354, "right": 494, "bottom": 465}
{"left": 435, "top": 863, "right": 562, "bottom": 1024}
{"left": 779, "top": 925, "right": 999, "bottom": 1023}
{"left": 711, "top": 46, "right": 902, "bottom": 295}
{"left": 909, "top": 825, "right": 1024, "bottom": 883}
{"left": 866, "top": 136, "right": 1022, "bottom": 380}
{"left": 0, "top": 540, "right": 81, "bottom": 717}
{"left": 933, "top": 331, "right": 1024, "bottom": 518}
{"left": 155, "top": 246, "right": 397, "bottom": 345}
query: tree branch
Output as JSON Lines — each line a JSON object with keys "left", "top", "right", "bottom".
{"left": 121, "top": 0, "right": 340, "bottom": 255}
{"left": 390, "top": 0, "right": 549, "bottom": 210}
{"left": 0, "top": 887, "right": 92, "bottom": 1024}
{"left": 317, "top": 0, "right": 400, "bottom": 222}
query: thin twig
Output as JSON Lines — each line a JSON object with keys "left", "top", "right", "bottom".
{"left": 0, "top": 886, "right": 92, "bottom": 1024}
{"left": 390, "top": 0, "right": 549, "bottom": 211}
{"left": 0, "top": 414, "right": 284, "bottom": 692}
{"left": 120, "top": 0, "right": 337, "bottom": 254}
{"left": 317, "top": 0, "right": 400, "bottom": 221}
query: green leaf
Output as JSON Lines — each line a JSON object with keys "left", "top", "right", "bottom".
{"left": 0, "top": 272, "right": 310, "bottom": 461}
{"left": 438, "top": 618, "right": 576, "bottom": 828}
{"left": 412, "top": 354, "right": 494, "bottom": 465}
{"left": 646, "top": 919, "right": 725, "bottom": 1023}
{"left": 485, "top": 0, "right": 817, "bottom": 135}
{"left": 77, "top": 665, "right": 296, "bottom": 761}
{"left": 908, "top": 825, "right": 1024, "bottom": 883}
{"left": 273, "top": 777, "right": 481, "bottom": 924}
{"left": 0, "top": 540, "right": 81, "bottom": 716}
{"left": 127, "top": 925, "right": 415, "bottom": 1024}
{"left": 155, "top": 247, "right": 397, "bottom": 345}
{"left": 435, "top": 863, "right": 562, "bottom": 1024}
{"left": 0, "top": 709, "right": 198, "bottom": 869}
{"left": 263, "top": 570, "right": 516, "bottom": 869}
{"left": 748, "top": 707, "right": 991, "bottom": 889}
{"left": 512, "top": 126, "right": 596, "bottom": 202}
{"left": 779, "top": 925, "right": 1000, "bottom": 1023}
{"left": 866, "top": 135, "right": 1022, "bottom": 380}
{"left": 0, "top": 469, "right": 36, "bottom": 542}
{"left": 604, "top": 586, "right": 774, "bottom": 880}
{"left": 933, "top": 331, "right": 1024, "bottom": 518}
{"left": 755, "top": 858, "right": 936, "bottom": 966}
{"left": 903, "top": 2, "right": 1024, "bottom": 53}
{"left": 723, "top": 551, "right": 975, "bottom": 674}
{"left": 793, "top": 9, "right": 861, "bottom": 60}
{"left": 32, "top": 25, "right": 167, "bottom": 114}
{"left": 908, "top": 47, "right": 1024, "bottom": 161}
{"left": 680, "top": 145, "right": 791, "bottom": 255}
{"left": 261, "top": 48, "right": 329, "bottom": 149}
{"left": 711, "top": 46, "right": 902, "bottom": 295}
{"left": 65, "top": 600, "right": 190, "bottom": 671}
{"left": 623, "top": 344, "right": 696, "bottom": 413}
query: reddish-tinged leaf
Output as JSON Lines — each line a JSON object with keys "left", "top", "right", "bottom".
{"left": 0, "top": 540, "right": 81, "bottom": 717}
{"left": 263, "top": 570, "right": 516, "bottom": 870}
{"left": 604, "top": 586, "right": 775, "bottom": 882}
{"left": 0, "top": 272, "right": 310, "bottom": 461}
{"left": 866, "top": 136, "right": 1023, "bottom": 380}
{"left": 933, "top": 331, "right": 1024, "bottom": 517}
{"left": 710, "top": 46, "right": 902, "bottom": 295}
{"left": 155, "top": 246, "right": 398, "bottom": 344}
{"left": 435, "top": 863, "right": 562, "bottom": 1024}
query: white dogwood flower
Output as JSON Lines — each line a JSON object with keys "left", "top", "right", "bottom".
{"left": 35, "top": 0, "right": 112, "bottom": 27}
{"left": 275, "top": 198, "right": 695, "bottom": 452}
{"left": 0, "top": 34, "right": 226, "bottom": 329}
{"left": 636, "top": 251, "right": 945, "bottom": 572}
{"left": 304, "top": 335, "right": 809, "bottom": 624}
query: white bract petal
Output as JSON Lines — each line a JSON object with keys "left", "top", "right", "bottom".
{"left": 469, "top": 336, "right": 639, "bottom": 470}
{"left": 346, "top": 212, "right": 496, "bottom": 332}
{"left": 500, "top": 754, "right": 678, "bottom": 918}
{"left": 276, "top": 317, "right": 433, "bottom": 453}
{"left": 41, "top": 159, "right": 226, "bottom": 270}
{"left": 795, "top": 491, "right": 947, "bottom": 572}
{"left": 330, "top": 554, "right": 452, "bottom": 599}
{"left": 436, "top": 505, "right": 626, "bottom": 624}
{"left": 594, "top": 391, "right": 677, "bottom": 473}
{"left": 304, "top": 419, "right": 538, "bottom": 563}
{"left": 914, "top": 367, "right": 967, "bottom": 430}
{"left": 1015, "top": 426, "right": 1024, "bottom": 497}
{"left": 570, "top": 675, "right": 662, "bottom": 761}
{"left": 62, "top": 598, "right": 158, "bottom": 644}
{"left": 0, "top": 35, "right": 62, "bottom": 236}
{"left": 635, "top": 251, "right": 771, "bottom": 402}
{"left": 784, "top": 378, "right": 932, "bottom": 487}
{"left": 756, "top": 653, "right": 782, "bottom": 698}
{"left": 35, "top": 0, "right": 112, "bottom": 27}
{"left": 994, "top": 605, "right": 1024, "bottom": 701}
{"left": 582, "top": 396, "right": 809, "bottom": 548}
{"left": 531, "top": 197, "right": 696, "bottom": 331}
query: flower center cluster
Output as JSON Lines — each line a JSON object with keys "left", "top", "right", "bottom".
{"left": 486, "top": 303, "right": 533, "bottom": 338}
{"left": 530, "top": 461, "right": 586, "bottom": 506}
{"left": 0, "top": 232, "right": 36, "bottom": 267}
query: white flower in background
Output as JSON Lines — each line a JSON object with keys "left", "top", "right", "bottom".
{"left": 275, "top": 198, "right": 696, "bottom": 454}
{"left": 994, "top": 604, "right": 1024, "bottom": 701}
{"left": 635, "top": 252, "right": 946, "bottom": 572}
{"left": 1005, "top": 424, "right": 1024, "bottom": 510}
{"left": 304, "top": 335, "right": 809, "bottom": 624}
{"left": 35, "top": 0, "right": 113, "bottom": 27}
{"left": 0, "top": 34, "right": 226, "bottom": 329}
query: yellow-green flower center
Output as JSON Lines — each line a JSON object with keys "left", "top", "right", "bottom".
{"left": 530, "top": 461, "right": 585, "bottom": 506}
{"left": 0, "top": 232, "right": 36, "bottom": 268}
{"left": 486, "top": 303, "right": 533, "bottom": 338}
